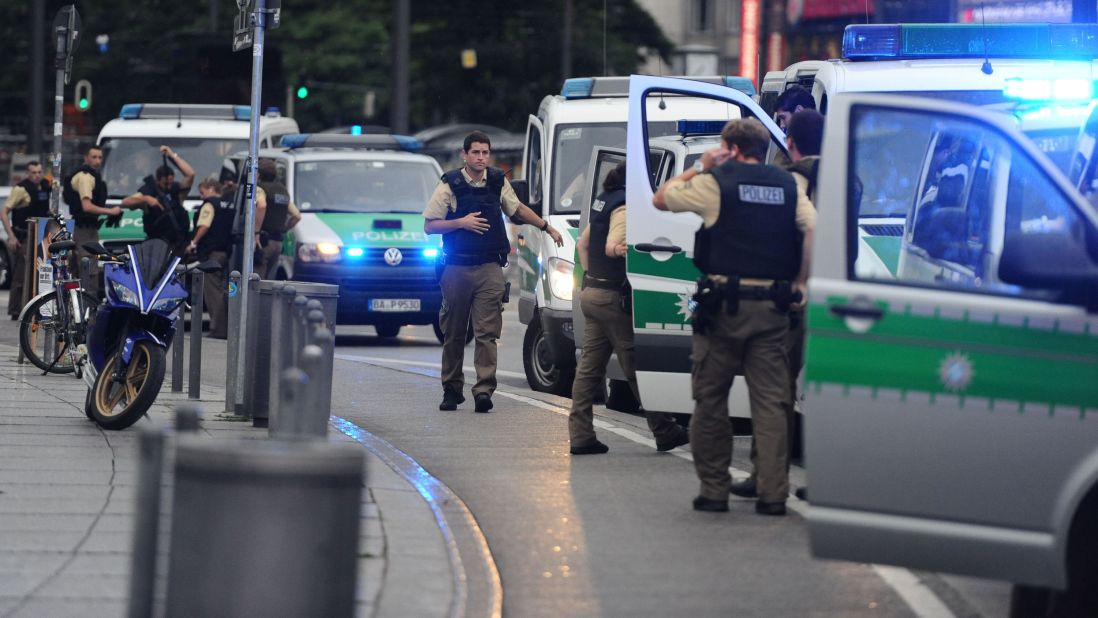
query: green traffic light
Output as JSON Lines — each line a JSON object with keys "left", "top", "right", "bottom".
{"left": 78, "top": 98, "right": 89, "bottom": 110}
{"left": 296, "top": 86, "right": 309, "bottom": 99}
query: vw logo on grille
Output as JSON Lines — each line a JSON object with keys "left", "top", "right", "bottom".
{"left": 383, "top": 247, "right": 403, "bottom": 266}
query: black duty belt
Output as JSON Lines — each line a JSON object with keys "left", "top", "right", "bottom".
{"left": 265, "top": 232, "right": 284, "bottom": 241}
{"left": 738, "top": 285, "right": 776, "bottom": 300}
{"left": 445, "top": 252, "right": 504, "bottom": 266}
{"left": 582, "top": 274, "right": 624, "bottom": 291}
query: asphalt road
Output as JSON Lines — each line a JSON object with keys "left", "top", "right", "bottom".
{"left": 0, "top": 287, "right": 1013, "bottom": 617}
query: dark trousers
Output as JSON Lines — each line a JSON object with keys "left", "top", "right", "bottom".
{"left": 202, "top": 251, "right": 230, "bottom": 338}
{"left": 438, "top": 262, "right": 505, "bottom": 397}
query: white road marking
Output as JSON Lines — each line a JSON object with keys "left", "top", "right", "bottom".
{"left": 337, "top": 352, "right": 958, "bottom": 618}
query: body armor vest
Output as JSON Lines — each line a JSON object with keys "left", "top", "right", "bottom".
{"left": 193, "top": 196, "right": 235, "bottom": 256}
{"left": 63, "top": 165, "right": 107, "bottom": 227}
{"left": 694, "top": 160, "right": 800, "bottom": 281}
{"left": 787, "top": 156, "right": 820, "bottom": 204}
{"left": 441, "top": 168, "right": 511, "bottom": 258}
{"left": 258, "top": 181, "right": 292, "bottom": 236}
{"left": 586, "top": 188, "right": 626, "bottom": 284}
{"left": 12, "top": 178, "right": 51, "bottom": 233}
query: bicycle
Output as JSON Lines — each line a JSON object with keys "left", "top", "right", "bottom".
{"left": 17, "top": 213, "right": 99, "bottom": 377}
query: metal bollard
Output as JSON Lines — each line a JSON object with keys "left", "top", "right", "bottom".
{"left": 291, "top": 294, "right": 308, "bottom": 370}
{"left": 306, "top": 306, "right": 325, "bottom": 345}
{"left": 297, "top": 344, "right": 327, "bottom": 438}
{"left": 175, "top": 404, "right": 202, "bottom": 432}
{"left": 225, "top": 270, "right": 242, "bottom": 415}
{"left": 164, "top": 439, "right": 364, "bottom": 617}
{"left": 271, "top": 367, "right": 309, "bottom": 438}
{"left": 236, "top": 274, "right": 261, "bottom": 416}
{"left": 171, "top": 308, "right": 184, "bottom": 393}
{"left": 188, "top": 271, "right": 204, "bottom": 399}
{"left": 268, "top": 285, "right": 296, "bottom": 429}
{"left": 127, "top": 427, "right": 166, "bottom": 618}
{"left": 307, "top": 327, "right": 335, "bottom": 437}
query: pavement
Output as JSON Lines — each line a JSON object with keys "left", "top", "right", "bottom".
{"left": 0, "top": 337, "right": 460, "bottom": 618}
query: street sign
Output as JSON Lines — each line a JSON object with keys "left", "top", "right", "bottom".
{"left": 233, "top": 12, "right": 253, "bottom": 52}
{"left": 52, "top": 5, "right": 81, "bottom": 83}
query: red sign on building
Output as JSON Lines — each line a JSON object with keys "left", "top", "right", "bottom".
{"left": 801, "top": 0, "right": 875, "bottom": 20}
{"left": 740, "top": 0, "right": 760, "bottom": 84}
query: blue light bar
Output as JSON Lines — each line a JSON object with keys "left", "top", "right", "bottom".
{"left": 1004, "top": 77, "right": 1094, "bottom": 101}
{"left": 722, "top": 76, "right": 757, "bottom": 97}
{"left": 279, "top": 134, "right": 422, "bottom": 152}
{"left": 561, "top": 78, "right": 595, "bottom": 99}
{"left": 346, "top": 247, "right": 364, "bottom": 257}
{"left": 280, "top": 134, "right": 310, "bottom": 149}
{"left": 119, "top": 104, "right": 143, "bottom": 119}
{"left": 677, "top": 120, "right": 727, "bottom": 136}
{"left": 422, "top": 248, "right": 439, "bottom": 258}
{"left": 232, "top": 105, "right": 252, "bottom": 121}
{"left": 351, "top": 124, "right": 363, "bottom": 135}
{"left": 843, "top": 23, "right": 1098, "bottom": 61}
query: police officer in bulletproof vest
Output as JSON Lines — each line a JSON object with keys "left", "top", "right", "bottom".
{"left": 423, "top": 130, "right": 563, "bottom": 413}
{"left": 2, "top": 161, "right": 50, "bottom": 318}
{"left": 569, "top": 160, "right": 689, "bottom": 454}
{"left": 252, "top": 158, "right": 301, "bottom": 279}
{"left": 64, "top": 146, "right": 122, "bottom": 297}
{"left": 121, "top": 145, "right": 195, "bottom": 256}
{"left": 654, "top": 118, "right": 816, "bottom": 515}
{"left": 188, "top": 178, "right": 235, "bottom": 339}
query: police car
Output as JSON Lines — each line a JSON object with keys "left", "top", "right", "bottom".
{"left": 231, "top": 134, "right": 446, "bottom": 339}
{"left": 96, "top": 103, "right": 299, "bottom": 245}
{"left": 631, "top": 30, "right": 1098, "bottom": 612}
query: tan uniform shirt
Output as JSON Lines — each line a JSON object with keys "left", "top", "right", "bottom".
{"left": 663, "top": 168, "right": 815, "bottom": 285}
{"left": 2, "top": 186, "right": 31, "bottom": 212}
{"left": 71, "top": 172, "right": 97, "bottom": 202}
{"left": 607, "top": 207, "right": 627, "bottom": 247}
{"left": 422, "top": 168, "right": 521, "bottom": 220}
{"left": 194, "top": 201, "right": 216, "bottom": 228}
{"left": 255, "top": 186, "right": 301, "bottom": 218}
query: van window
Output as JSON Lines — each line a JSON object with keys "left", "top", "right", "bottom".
{"left": 100, "top": 137, "right": 246, "bottom": 199}
{"left": 850, "top": 106, "right": 1092, "bottom": 303}
{"left": 526, "top": 122, "right": 544, "bottom": 206}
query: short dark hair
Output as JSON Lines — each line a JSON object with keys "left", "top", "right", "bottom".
{"left": 86, "top": 145, "right": 102, "bottom": 155}
{"left": 258, "top": 158, "right": 277, "bottom": 182}
{"left": 463, "top": 131, "right": 491, "bottom": 152}
{"left": 775, "top": 85, "right": 816, "bottom": 113}
{"left": 787, "top": 110, "right": 825, "bottom": 157}
{"left": 603, "top": 161, "right": 626, "bottom": 192}
{"left": 155, "top": 165, "right": 174, "bottom": 180}
{"left": 720, "top": 118, "right": 771, "bottom": 161}
{"left": 25, "top": 161, "right": 42, "bottom": 170}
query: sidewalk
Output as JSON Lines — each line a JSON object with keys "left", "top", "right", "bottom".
{"left": 0, "top": 341, "right": 452, "bottom": 618}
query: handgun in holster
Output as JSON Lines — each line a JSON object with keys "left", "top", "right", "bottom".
{"left": 771, "top": 280, "right": 794, "bottom": 313}
{"left": 502, "top": 281, "right": 511, "bottom": 304}
{"left": 723, "top": 276, "right": 741, "bottom": 316}
{"left": 691, "top": 278, "right": 722, "bottom": 335}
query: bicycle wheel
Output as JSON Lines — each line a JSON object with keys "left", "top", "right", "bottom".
{"left": 89, "top": 341, "right": 165, "bottom": 430}
{"left": 19, "top": 290, "right": 98, "bottom": 374}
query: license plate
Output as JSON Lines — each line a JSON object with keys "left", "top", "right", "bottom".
{"left": 369, "top": 298, "right": 420, "bottom": 312}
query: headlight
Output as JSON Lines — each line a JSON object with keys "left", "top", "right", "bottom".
{"left": 109, "top": 280, "right": 140, "bottom": 307}
{"left": 151, "top": 297, "right": 183, "bottom": 313}
{"left": 297, "top": 242, "right": 342, "bottom": 263}
{"left": 546, "top": 257, "right": 574, "bottom": 301}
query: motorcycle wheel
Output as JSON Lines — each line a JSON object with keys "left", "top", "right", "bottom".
{"left": 89, "top": 341, "right": 166, "bottom": 430}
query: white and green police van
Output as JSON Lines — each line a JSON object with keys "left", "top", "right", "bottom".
{"left": 631, "top": 29, "right": 1098, "bottom": 613}
{"left": 515, "top": 75, "right": 760, "bottom": 395}
{"left": 95, "top": 103, "right": 299, "bottom": 245}
{"left": 231, "top": 134, "right": 446, "bottom": 339}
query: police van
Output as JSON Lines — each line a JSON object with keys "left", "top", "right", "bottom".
{"left": 516, "top": 75, "right": 760, "bottom": 395}
{"left": 630, "top": 49, "right": 1098, "bottom": 617}
{"left": 96, "top": 103, "right": 299, "bottom": 244}
{"left": 230, "top": 134, "right": 447, "bottom": 339}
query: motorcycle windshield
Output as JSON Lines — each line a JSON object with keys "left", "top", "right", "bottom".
{"left": 134, "top": 239, "right": 174, "bottom": 290}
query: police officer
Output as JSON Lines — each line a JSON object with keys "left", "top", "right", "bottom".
{"left": 654, "top": 118, "right": 815, "bottom": 514}
{"left": 188, "top": 178, "right": 234, "bottom": 339}
{"left": 424, "top": 130, "right": 563, "bottom": 413}
{"left": 64, "top": 146, "right": 122, "bottom": 297}
{"left": 569, "top": 161, "right": 689, "bottom": 454}
{"left": 772, "top": 85, "right": 817, "bottom": 132}
{"left": 254, "top": 158, "right": 301, "bottom": 279}
{"left": 121, "top": 145, "right": 195, "bottom": 256}
{"left": 2, "top": 161, "right": 50, "bottom": 318}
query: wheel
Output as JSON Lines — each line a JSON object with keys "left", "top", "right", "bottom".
{"left": 522, "top": 317, "right": 575, "bottom": 396}
{"left": 432, "top": 317, "right": 474, "bottom": 345}
{"left": 606, "top": 379, "right": 640, "bottom": 414}
{"left": 0, "top": 246, "right": 10, "bottom": 290}
{"left": 375, "top": 323, "right": 401, "bottom": 338}
{"left": 88, "top": 341, "right": 166, "bottom": 430}
{"left": 18, "top": 291, "right": 97, "bottom": 374}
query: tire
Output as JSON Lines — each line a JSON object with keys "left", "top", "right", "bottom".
{"left": 606, "top": 379, "right": 640, "bottom": 414}
{"left": 0, "top": 246, "right": 10, "bottom": 290}
{"left": 375, "top": 323, "right": 401, "bottom": 338}
{"left": 88, "top": 341, "right": 166, "bottom": 430}
{"left": 522, "top": 318, "right": 575, "bottom": 396}
{"left": 432, "top": 317, "right": 474, "bottom": 345}
{"left": 18, "top": 290, "right": 98, "bottom": 374}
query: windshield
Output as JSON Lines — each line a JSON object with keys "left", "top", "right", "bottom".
{"left": 1023, "top": 128, "right": 1077, "bottom": 176}
{"left": 100, "top": 137, "right": 246, "bottom": 199}
{"left": 551, "top": 121, "right": 678, "bottom": 214}
{"left": 294, "top": 159, "right": 439, "bottom": 213}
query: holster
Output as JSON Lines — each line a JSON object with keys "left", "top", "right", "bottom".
{"left": 691, "top": 278, "right": 723, "bottom": 334}
{"left": 619, "top": 280, "right": 632, "bottom": 313}
{"left": 723, "top": 276, "right": 740, "bottom": 315}
{"left": 771, "top": 280, "right": 794, "bottom": 313}
{"left": 502, "top": 281, "right": 511, "bottom": 304}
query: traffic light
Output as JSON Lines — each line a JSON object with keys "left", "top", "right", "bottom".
{"left": 74, "top": 80, "right": 92, "bottom": 111}
{"left": 296, "top": 85, "right": 309, "bottom": 99}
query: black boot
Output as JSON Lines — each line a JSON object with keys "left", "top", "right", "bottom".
{"left": 439, "top": 388, "right": 465, "bottom": 411}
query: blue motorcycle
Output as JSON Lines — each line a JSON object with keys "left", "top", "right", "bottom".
{"left": 80, "top": 239, "right": 219, "bottom": 430}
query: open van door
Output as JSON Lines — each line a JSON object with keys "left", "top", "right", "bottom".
{"left": 807, "top": 92, "right": 1098, "bottom": 599}
{"left": 517, "top": 114, "right": 548, "bottom": 319}
{"left": 573, "top": 147, "right": 626, "bottom": 354}
{"left": 624, "top": 75, "right": 787, "bottom": 414}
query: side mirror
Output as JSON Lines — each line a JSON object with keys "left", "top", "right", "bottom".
{"left": 510, "top": 180, "right": 529, "bottom": 205}
{"left": 1000, "top": 231, "right": 1098, "bottom": 288}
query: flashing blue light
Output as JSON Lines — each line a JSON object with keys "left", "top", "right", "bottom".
{"left": 392, "top": 135, "right": 422, "bottom": 152}
{"left": 119, "top": 104, "right": 143, "bottom": 119}
{"left": 843, "top": 23, "right": 1098, "bottom": 61}
{"left": 351, "top": 124, "right": 363, "bottom": 135}
{"left": 422, "top": 248, "right": 439, "bottom": 258}
{"left": 1004, "top": 77, "right": 1093, "bottom": 102}
{"left": 677, "top": 120, "right": 728, "bottom": 136}
{"left": 722, "top": 76, "right": 757, "bottom": 96}
{"left": 280, "top": 134, "right": 311, "bottom": 148}
{"left": 346, "top": 247, "right": 365, "bottom": 257}
{"left": 561, "top": 78, "right": 595, "bottom": 99}
{"left": 232, "top": 105, "right": 252, "bottom": 121}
